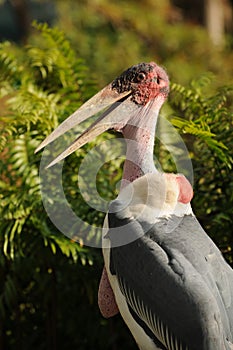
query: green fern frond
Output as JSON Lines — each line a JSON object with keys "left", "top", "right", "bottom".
{"left": 28, "top": 22, "right": 89, "bottom": 95}
{"left": 169, "top": 79, "right": 233, "bottom": 168}
{"left": 0, "top": 42, "right": 21, "bottom": 83}
{"left": 0, "top": 25, "right": 100, "bottom": 266}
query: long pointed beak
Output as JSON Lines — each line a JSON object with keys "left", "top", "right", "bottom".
{"left": 46, "top": 96, "right": 134, "bottom": 168}
{"left": 35, "top": 84, "right": 131, "bottom": 155}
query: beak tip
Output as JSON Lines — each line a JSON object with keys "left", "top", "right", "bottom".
{"left": 46, "top": 155, "right": 63, "bottom": 169}
{"left": 45, "top": 160, "right": 56, "bottom": 169}
{"left": 35, "top": 142, "right": 45, "bottom": 154}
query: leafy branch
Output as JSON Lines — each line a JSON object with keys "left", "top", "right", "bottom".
{"left": 169, "top": 78, "right": 233, "bottom": 168}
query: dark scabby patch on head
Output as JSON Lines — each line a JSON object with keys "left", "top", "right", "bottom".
{"left": 111, "top": 62, "right": 169, "bottom": 106}
{"left": 112, "top": 62, "right": 154, "bottom": 95}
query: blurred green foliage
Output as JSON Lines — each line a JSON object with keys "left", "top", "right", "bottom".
{"left": 0, "top": 2, "right": 232, "bottom": 348}
{"left": 55, "top": 0, "right": 233, "bottom": 87}
{"left": 168, "top": 79, "right": 233, "bottom": 264}
{"left": 0, "top": 23, "right": 135, "bottom": 349}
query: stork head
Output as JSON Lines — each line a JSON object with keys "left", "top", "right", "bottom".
{"left": 111, "top": 62, "right": 169, "bottom": 105}
{"left": 35, "top": 62, "right": 169, "bottom": 167}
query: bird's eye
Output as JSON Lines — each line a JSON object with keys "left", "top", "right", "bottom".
{"left": 136, "top": 72, "right": 146, "bottom": 82}
{"left": 156, "top": 76, "right": 160, "bottom": 84}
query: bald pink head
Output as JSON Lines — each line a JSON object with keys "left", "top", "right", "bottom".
{"left": 112, "top": 62, "right": 169, "bottom": 106}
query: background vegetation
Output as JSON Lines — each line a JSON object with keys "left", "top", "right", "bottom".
{"left": 0, "top": 1, "right": 232, "bottom": 349}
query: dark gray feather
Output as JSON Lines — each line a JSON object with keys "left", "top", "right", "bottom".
{"left": 107, "top": 207, "right": 233, "bottom": 350}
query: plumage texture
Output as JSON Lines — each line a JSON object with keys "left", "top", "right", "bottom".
{"left": 35, "top": 60, "right": 233, "bottom": 350}
{"left": 104, "top": 173, "right": 233, "bottom": 350}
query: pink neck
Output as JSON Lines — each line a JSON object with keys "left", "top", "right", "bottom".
{"left": 119, "top": 96, "right": 165, "bottom": 189}
{"left": 121, "top": 119, "right": 158, "bottom": 187}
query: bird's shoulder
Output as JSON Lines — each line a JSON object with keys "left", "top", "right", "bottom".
{"left": 106, "top": 207, "right": 233, "bottom": 349}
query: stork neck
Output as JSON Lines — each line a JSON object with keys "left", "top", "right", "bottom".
{"left": 121, "top": 116, "right": 158, "bottom": 186}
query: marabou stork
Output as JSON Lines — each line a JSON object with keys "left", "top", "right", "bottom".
{"left": 36, "top": 62, "right": 233, "bottom": 350}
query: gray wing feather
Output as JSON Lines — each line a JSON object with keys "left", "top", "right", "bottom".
{"left": 107, "top": 205, "right": 233, "bottom": 350}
